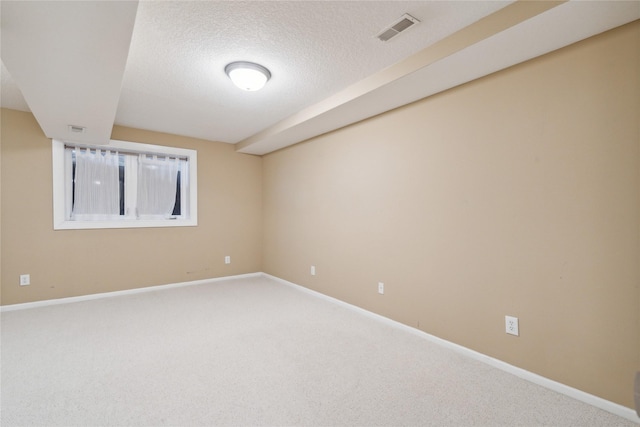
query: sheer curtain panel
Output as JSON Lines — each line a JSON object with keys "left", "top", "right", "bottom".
{"left": 73, "top": 148, "right": 120, "bottom": 219}
{"left": 137, "top": 155, "right": 179, "bottom": 217}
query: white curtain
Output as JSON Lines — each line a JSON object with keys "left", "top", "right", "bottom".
{"left": 137, "top": 155, "right": 179, "bottom": 217}
{"left": 73, "top": 148, "right": 120, "bottom": 219}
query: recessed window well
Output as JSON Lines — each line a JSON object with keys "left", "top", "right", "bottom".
{"left": 225, "top": 61, "right": 271, "bottom": 91}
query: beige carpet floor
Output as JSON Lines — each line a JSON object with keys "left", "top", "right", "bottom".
{"left": 1, "top": 275, "right": 636, "bottom": 426}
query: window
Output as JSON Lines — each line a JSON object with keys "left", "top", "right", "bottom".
{"left": 53, "top": 139, "right": 197, "bottom": 229}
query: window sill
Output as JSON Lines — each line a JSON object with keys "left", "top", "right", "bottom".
{"left": 53, "top": 217, "right": 197, "bottom": 230}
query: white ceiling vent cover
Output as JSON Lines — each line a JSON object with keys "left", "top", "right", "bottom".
{"left": 68, "top": 125, "right": 86, "bottom": 134}
{"left": 376, "top": 13, "right": 420, "bottom": 42}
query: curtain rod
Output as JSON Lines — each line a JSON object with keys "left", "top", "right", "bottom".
{"left": 65, "top": 144, "right": 187, "bottom": 161}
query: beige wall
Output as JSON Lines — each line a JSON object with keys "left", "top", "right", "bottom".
{"left": 0, "top": 110, "right": 262, "bottom": 305}
{"left": 263, "top": 21, "right": 640, "bottom": 408}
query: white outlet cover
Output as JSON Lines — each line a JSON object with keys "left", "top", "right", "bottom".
{"left": 505, "top": 315, "right": 519, "bottom": 336}
{"left": 20, "top": 274, "right": 30, "bottom": 286}
{"left": 378, "top": 282, "right": 384, "bottom": 295}
{"left": 310, "top": 266, "right": 316, "bottom": 276}
{"left": 224, "top": 256, "right": 231, "bottom": 264}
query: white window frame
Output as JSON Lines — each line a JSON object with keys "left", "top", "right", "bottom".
{"left": 53, "top": 139, "right": 198, "bottom": 230}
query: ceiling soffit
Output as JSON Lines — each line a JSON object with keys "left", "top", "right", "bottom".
{"left": 236, "top": 1, "right": 640, "bottom": 155}
{"left": 1, "top": 1, "right": 138, "bottom": 144}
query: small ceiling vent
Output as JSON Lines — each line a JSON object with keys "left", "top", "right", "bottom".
{"left": 68, "top": 125, "right": 86, "bottom": 134}
{"left": 376, "top": 13, "right": 420, "bottom": 42}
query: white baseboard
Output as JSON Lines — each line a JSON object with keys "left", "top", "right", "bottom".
{"left": 0, "top": 272, "right": 262, "bottom": 312}
{"left": 263, "top": 273, "right": 640, "bottom": 424}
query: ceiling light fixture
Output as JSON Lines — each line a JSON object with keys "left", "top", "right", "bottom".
{"left": 225, "top": 61, "right": 271, "bottom": 91}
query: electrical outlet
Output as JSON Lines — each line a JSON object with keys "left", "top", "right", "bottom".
{"left": 378, "top": 282, "right": 384, "bottom": 295}
{"left": 20, "top": 274, "right": 30, "bottom": 286}
{"left": 310, "top": 265, "right": 316, "bottom": 276}
{"left": 505, "top": 315, "right": 519, "bottom": 336}
{"left": 224, "top": 256, "right": 231, "bottom": 264}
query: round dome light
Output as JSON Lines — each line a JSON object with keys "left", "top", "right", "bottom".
{"left": 225, "top": 61, "right": 271, "bottom": 91}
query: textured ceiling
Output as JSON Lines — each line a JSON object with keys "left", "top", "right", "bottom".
{"left": 114, "top": 1, "right": 511, "bottom": 144}
{"left": 1, "top": 1, "right": 639, "bottom": 154}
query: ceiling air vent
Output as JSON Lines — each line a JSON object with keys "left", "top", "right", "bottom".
{"left": 376, "top": 13, "right": 420, "bottom": 42}
{"left": 68, "top": 125, "right": 86, "bottom": 134}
